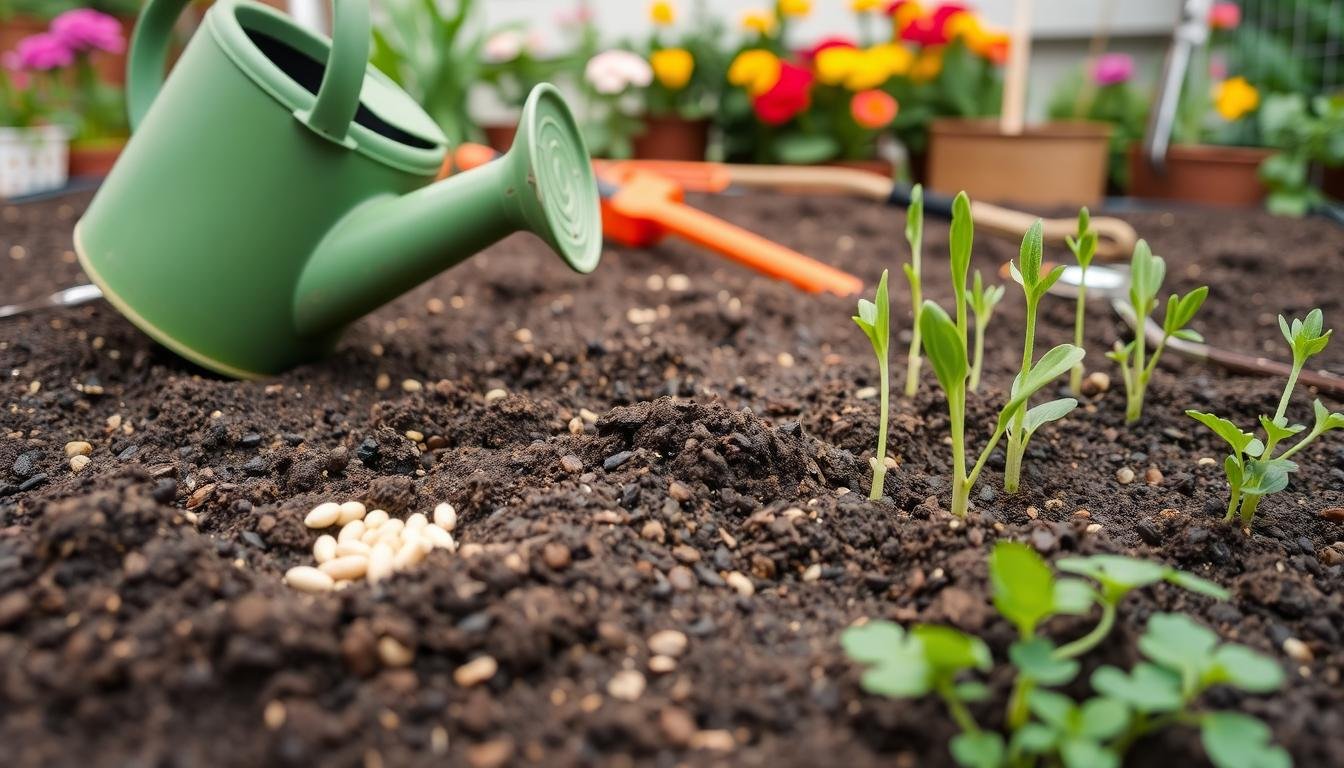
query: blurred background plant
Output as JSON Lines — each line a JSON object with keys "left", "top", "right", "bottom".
{"left": 1048, "top": 53, "right": 1147, "bottom": 189}
{"left": 1257, "top": 92, "right": 1344, "bottom": 215}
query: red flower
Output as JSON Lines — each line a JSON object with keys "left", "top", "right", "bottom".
{"left": 899, "top": 16, "right": 947, "bottom": 46}
{"left": 929, "top": 3, "right": 971, "bottom": 27}
{"left": 753, "top": 61, "right": 813, "bottom": 125}
{"left": 803, "top": 36, "right": 858, "bottom": 61}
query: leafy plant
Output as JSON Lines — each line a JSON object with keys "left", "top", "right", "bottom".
{"left": 967, "top": 270, "right": 1004, "bottom": 392}
{"left": 371, "top": 0, "right": 484, "bottom": 147}
{"left": 1065, "top": 209, "right": 1097, "bottom": 395}
{"left": 902, "top": 184, "right": 925, "bottom": 397}
{"left": 1257, "top": 92, "right": 1344, "bottom": 217}
{"left": 1106, "top": 240, "right": 1208, "bottom": 424}
{"left": 1002, "top": 221, "right": 1075, "bottom": 493}
{"left": 843, "top": 542, "right": 1285, "bottom": 768}
{"left": 1187, "top": 309, "right": 1344, "bottom": 526}
{"left": 919, "top": 199, "right": 1083, "bottom": 517}
{"left": 853, "top": 270, "right": 891, "bottom": 500}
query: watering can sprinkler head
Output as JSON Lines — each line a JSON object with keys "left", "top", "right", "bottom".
{"left": 74, "top": 0, "right": 600, "bottom": 379}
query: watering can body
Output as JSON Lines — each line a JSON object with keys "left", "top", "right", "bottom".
{"left": 75, "top": 0, "right": 600, "bottom": 379}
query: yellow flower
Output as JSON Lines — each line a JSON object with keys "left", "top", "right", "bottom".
{"left": 892, "top": 1, "right": 924, "bottom": 30}
{"left": 815, "top": 46, "right": 861, "bottom": 86}
{"left": 728, "top": 49, "right": 783, "bottom": 96}
{"left": 844, "top": 47, "right": 894, "bottom": 90}
{"left": 1214, "top": 76, "right": 1259, "bottom": 120}
{"left": 650, "top": 1, "right": 675, "bottom": 25}
{"left": 741, "top": 9, "right": 777, "bottom": 35}
{"left": 911, "top": 46, "right": 944, "bottom": 82}
{"left": 778, "top": 0, "right": 812, "bottom": 17}
{"left": 651, "top": 48, "right": 694, "bottom": 90}
{"left": 850, "top": 0, "right": 883, "bottom": 11}
{"left": 943, "top": 10, "right": 981, "bottom": 41}
{"left": 868, "top": 42, "right": 914, "bottom": 78}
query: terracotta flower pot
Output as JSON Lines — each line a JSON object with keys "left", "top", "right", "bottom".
{"left": 927, "top": 119, "right": 1112, "bottom": 207}
{"left": 633, "top": 116, "right": 710, "bottom": 162}
{"left": 481, "top": 124, "right": 517, "bottom": 153}
{"left": 1127, "top": 144, "right": 1271, "bottom": 207}
{"left": 0, "top": 16, "right": 46, "bottom": 60}
{"left": 69, "top": 138, "right": 127, "bottom": 178}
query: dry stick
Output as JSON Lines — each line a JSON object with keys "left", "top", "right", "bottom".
{"left": 999, "top": 0, "right": 1035, "bottom": 136}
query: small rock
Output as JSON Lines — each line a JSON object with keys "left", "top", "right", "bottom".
{"left": 668, "top": 481, "right": 693, "bottom": 502}
{"left": 603, "top": 451, "right": 634, "bottom": 471}
{"left": 1145, "top": 467, "right": 1164, "bottom": 486}
{"left": 607, "top": 670, "right": 646, "bottom": 701}
{"left": 659, "top": 706, "right": 697, "bottom": 746}
{"left": 647, "top": 630, "right": 688, "bottom": 657}
{"left": 1080, "top": 371, "right": 1111, "bottom": 396}
{"left": 454, "top": 656, "right": 498, "bottom": 687}
{"left": 377, "top": 636, "right": 415, "bottom": 668}
{"left": 725, "top": 571, "right": 755, "bottom": 597}
{"left": 1320, "top": 507, "right": 1344, "bottom": 522}
{"left": 69, "top": 455, "right": 91, "bottom": 473}
{"left": 559, "top": 455, "right": 583, "bottom": 474}
{"left": 641, "top": 520, "right": 665, "bottom": 542}
{"left": 1116, "top": 467, "right": 1135, "bottom": 485}
{"left": 667, "top": 566, "right": 696, "bottom": 591}
{"left": 542, "top": 542, "right": 572, "bottom": 570}
{"left": 64, "top": 441, "right": 92, "bottom": 458}
{"left": 1282, "top": 637, "right": 1314, "bottom": 663}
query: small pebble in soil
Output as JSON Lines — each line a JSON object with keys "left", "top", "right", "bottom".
{"left": 648, "top": 630, "right": 688, "bottom": 657}
{"left": 1116, "top": 467, "right": 1135, "bottom": 484}
{"left": 559, "top": 455, "right": 583, "bottom": 474}
{"left": 603, "top": 451, "right": 634, "bottom": 471}
{"left": 607, "top": 670, "right": 646, "bottom": 701}
{"left": 69, "top": 455, "right": 91, "bottom": 473}
{"left": 454, "top": 655, "right": 498, "bottom": 687}
{"left": 725, "top": 571, "right": 755, "bottom": 597}
{"left": 433, "top": 502, "right": 457, "bottom": 531}
{"left": 1080, "top": 371, "right": 1110, "bottom": 396}
{"left": 377, "top": 636, "right": 415, "bottom": 667}
{"left": 1282, "top": 637, "right": 1314, "bottom": 663}
{"left": 1145, "top": 467, "right": 1164, "bottom": 485}
{"left": 64, "top": 440, "right": 92, "bottom": 457}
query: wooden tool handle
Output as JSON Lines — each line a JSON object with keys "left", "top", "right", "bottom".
{"left": 970, "top": 199, "right": 1137, "bottom": 262}
{"left": 1201, "top": 347, "right": 1344, "bottom": 398}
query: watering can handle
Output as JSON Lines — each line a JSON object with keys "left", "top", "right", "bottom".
{"left": 127, "top": 0, "right": 370, "bottom": 146}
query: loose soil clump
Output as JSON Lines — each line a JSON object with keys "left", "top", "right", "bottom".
{"left": 2, "top": 191, "right": 1343, "bottom": 766}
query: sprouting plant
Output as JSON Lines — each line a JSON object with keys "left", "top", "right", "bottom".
{"left": 842, "top": 542, "right": 1286, "bottom": 768}
{"left": 1065, "top": 208, "right": 1098, "bottom": 395}
{"left": 902, "top": 185, "right": 925, "bottom": 397}
{"left": 1188, "top": 309, "right": 1344, "bottom": 526}
{"left": 968, "top": 270, "right": 1005, "bottom": 392}
{"left": 854, "top": 270, "right": 892, "bottom": 500}
{"left": 1107, "top": 240, "right": 1208, "bottom": 424}
{"left": 919, "top": 201, "right": 1085, "bottom": 519}
{"left": 1002, "top": 221, "right": 1076, "bottom": 494}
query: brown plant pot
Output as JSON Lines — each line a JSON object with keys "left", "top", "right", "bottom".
{"left": 482, "top": 124, "right": 517, "bottom": 153}
{"left": 927, "top": 119, "right": 1112, "bottom": 207}
{"left": 69, "top": 139, "right": 126, "bottom": 178}
{"left": 632, "top": 116, "right": 710, "bottom": 162}
{"left": 1127, "top": 144, "right": 1271, "bottom": 207}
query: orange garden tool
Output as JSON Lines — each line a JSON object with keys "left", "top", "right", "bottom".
{"left": 446, "top": 145, "right": 863, "bottom": 296}
{"left": 594, "top": 159, "right": 1140, "bottom": 261}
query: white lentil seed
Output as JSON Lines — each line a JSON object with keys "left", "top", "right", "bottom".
{"left": 304, "top": 502, "right": 341, "bottom": 529}
{"left": 405, "top": 512, "right": 428, "bottom": 531}
{"left": 381, "top": 518, "right": 405, "bottom": 537}
{"left": 338, "top": 519, "right": 366, "bottom": 543}
{"left": 336, "top": 501, "right": 366, "bottom": 525}
{"left": 284, "top": 566, "right": 334, "bottom": 593}
{"left": 368, "top": 543, "right": 395, "bottom": 583}
{"left": 313, "top": 535, "right": 337, "bottom": 563}
{"left": 364, "top": 509, "right": 389, "bottom": 529}
{"left": 320, "top": 555, "right": 368, "bottom": 580}
{"left": 433, "top": 503, "right": 457, "bottom": 531}
{"left": 335, "top": 539, "right": 371, "bottom": 557}
{"left": 394, "top": 539, "right": 427, "bottom": 570}
{"left": 422, "top": 524, "right": 456, "bottom": 550}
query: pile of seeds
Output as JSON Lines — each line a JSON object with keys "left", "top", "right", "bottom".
{"left": 283, "top": 500, "right": 458, "bottom": 593}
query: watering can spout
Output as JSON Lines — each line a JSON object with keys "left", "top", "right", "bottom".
{"left": 294, "top": 84, "right": 602, "bottom": 336}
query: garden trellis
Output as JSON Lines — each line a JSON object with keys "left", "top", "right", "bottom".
{"left": 1233, "top": 0, "right": 1344, "bottom": 97}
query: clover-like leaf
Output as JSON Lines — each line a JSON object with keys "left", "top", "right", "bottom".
{"left": 1138, "top": 613, "right": 1219, "bottom": 694}
{"left": 841, "top": 619, "right": 906, "bottom": 665}
{"left": 1010, "top": 638, "right": 1079, "bottom": 686}
{"left": 1201, "top": 712, "right": 1292, "bottom": 768}
{"left": 1164, "top": 569, "right": 1231, "bottom": 601}
{"left": 912, "top": 624, "right": 992, "bottom": 678}
{"left": 919, "top": 301, "right": 968, "bottom": 394}
{"left": 950, "top": 731, "right": 1005, "bottom": 768}
{"left": 1258, "top": 415, "right": 1306, "bottom": 445}
{"left": 842, "top": 620, "right": 933, "bottom": 698}
{"left": 1060, "top": 738, "right": 1120, "bottom": 768}
{"left": 1207, "top": 645, "right": 1285, "bottom": 694}
{"left": 1311, "top": 399, "right": 1344, "bottom": 434}
{"left": 1076, "top": 697, "right": 1130, "bottom": 741}
{"left": 1057, "top": 554, "right": 1229, "bottom": 604}
{"left": 1052, "top": 578, "right": 1096, "bottom": 615}
{"left": 1090, "top": 663, "right": 1184, "bottom": 714}
{"left": 859, "top": 656, "right": 933, "bottom": 698}
{"left": 990, "top": 541, "right": 1057, "bottom": 637}
{"left": 956, "top": 681, "right": 992, "bottom": 702}
{"left": 1011, "top": 723, "right": 1057, "bottom": 754}
{"left": 1027, "top": 689, "right": 1076, "bottom": 731}
{"left": 1240, "top": 457, "right": 1297, "bottom": 497}
{"left": 1187, "top": 411, "right": 1261, "bottom": 457}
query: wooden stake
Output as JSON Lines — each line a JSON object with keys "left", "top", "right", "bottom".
{"left": 999, "top": 0, "right": 1034, "bottom": 135}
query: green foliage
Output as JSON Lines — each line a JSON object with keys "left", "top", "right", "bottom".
{"left": 1257, "top": 92, "right": 1344, "bottom": 217}
{"left": 843, "top": 544, "right": 1284, "bottom": 768}
{"left": 903, "top": 185, "right": 926, "bottom": 397}
{"left": 1187, "top": 308, "right": 1344, "bottom": 526}
{"left": 853, "top": 271, "right": 892, "bottom": 500}
{"left": 1066, "top": 208, "right": 1097, "bottom": 395}
{"left": 1048, "top": 71, "right": 1149, "bottom": 189}
{"left": 1108, "top": 240, "right": 1207, "bottom": 424}
{"left": 967, "top": 270, "right": 1004, "bottom": 392}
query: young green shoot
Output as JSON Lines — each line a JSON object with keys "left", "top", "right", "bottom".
{"left": 1107, "top": 240, "right": 1208, "bottom": 424}
{"left": 853, "top": 270, "right": 892, "bottom": 500}
{"left": 843, "top": 542, "right": 1283, "bottom": 768}
{"left": 902, "top": 185, "right": 925, "bottom": 397}
{"left": 1188, "top": 308, "right": 1343, "bottom": 526}
{"left": 968, "top": 270, "right": 1004, "bottom": 392}
{"left": 949, "top": 191, "right": 973, "bottom": 349}
{"left": 1065, "top": 208, "right": 1098, "bottom": 395}
{"left": 1002, "top": 220, "right": 1075, "bottom": 494}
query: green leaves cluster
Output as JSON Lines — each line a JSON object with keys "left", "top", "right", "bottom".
{"left": 1187, "top": 309, "right": 1344, "bottom": 526}
{"left": 842, "top": 542, "right": 1286, "bottom": 768}
{"left": 1107, "top": 240, "right": 1208, "bottom": 424}
{"left": 854, "top": 271, "right": 892, "bottom": 501}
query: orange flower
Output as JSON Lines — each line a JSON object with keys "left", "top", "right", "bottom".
{"left": 911, "top": 46, "right": 944, "bottom": 82}
{"left": 851, "top": 89, "right": 898, "bottom": 129}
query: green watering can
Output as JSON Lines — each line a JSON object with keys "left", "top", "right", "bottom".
{"left": 75, "top": 0, "right": 601, "bottom": 379}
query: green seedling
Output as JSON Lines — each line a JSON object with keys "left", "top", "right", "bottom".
{"left": 968, "top": 270, "right": 1005, "bottom": 392}
{"left": 854, "top": 270, "right": 892, "bottom": 500}
{"left": 1107, "top": 240, "right": 1208, "bottom": 424}
{"left": 1003, "top": 220, "right": 1076, "bottom": 493}
{"left": 843, "top": 542, "right": 1286, "bottom": 768}
{"left": 1188, "top": 309, "right": 1344, "bottom": 526}
{"left": 902, "top": 185, "right": 925, "bottom": 397}
{"left": 1065, "top": 208, "right": 1098, "bottom": 395}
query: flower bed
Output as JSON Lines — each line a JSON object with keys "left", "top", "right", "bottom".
{"left": 2, "top": 188, "right": 1342, "bottom": 766}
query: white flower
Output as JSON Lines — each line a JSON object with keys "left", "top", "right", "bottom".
{"left": 483, "top": 30, "right": 525, "bottom": 62}
{"left": 584, "top": 49, "right": 653, "bottom": 95}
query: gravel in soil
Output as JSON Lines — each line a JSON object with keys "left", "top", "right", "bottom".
{"left": 2, "top": 191, "right": 1343, "bottom": 767}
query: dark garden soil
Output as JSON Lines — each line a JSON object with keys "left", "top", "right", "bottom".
{"left": 2, "top": 190, "right": 1344, "bottom": 768}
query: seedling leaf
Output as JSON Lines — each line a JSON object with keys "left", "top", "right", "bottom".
{"left": 1061, "top": 739, "right": 1120, "bottom": 768}
{"left": 990, "top": 541, "right": 1057, "bottom": 637}
{"left": 1077, "top": 697, "right": 1130, "bottom": 740}
{"left": 840, "top": 619, "right": 906, "bottom": 665}
{"left": 919, "top": 301, "right": 968, "bottom": 393}
{"left": 949, "top": 192, "right": 973, "bottom": 293}
{"left": 1023, "top": 398, "right": 1078, "bottom": 437}
{"left": 1201, "top": 712, "right": 1292, "bottom": 768}
{"left": 1010, "top": 638, "right": 1079, "bottom": 686}
{"left": 1208, "top": 645, "right": 1285, "bottom": 693}
{"left": 912, "top": 624, "right": 992, "bottom": 676}
{"left": 1187, "top": 411, "right": 1261, "bottom": 456}
{"left": 1240, "top": 458, "right": 1297, "bottom": 496}
{"left": 1138, "top": 613, "right": 1218, "bottom": 692}
{"left": 950, "top": 732, "right": 1005, "bottom": 768}
{"left": 1090, "top": 663, "right": 1183, "bottom": 714}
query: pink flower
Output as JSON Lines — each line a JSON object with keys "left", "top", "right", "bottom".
{"left": 1091, "top": 53, "right": 1134, "bottom": 86}
{"left": 11, "top": 33, "right": 74, "bottom": 71}
{"left": 1209, "top": 2, "right": 1240, "bottom": 30}
{"left": 584, "top": 50, "right": 653, "bottom": 95}
{"left": 51, "top": 9, "right": 125, "bottom": 55}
